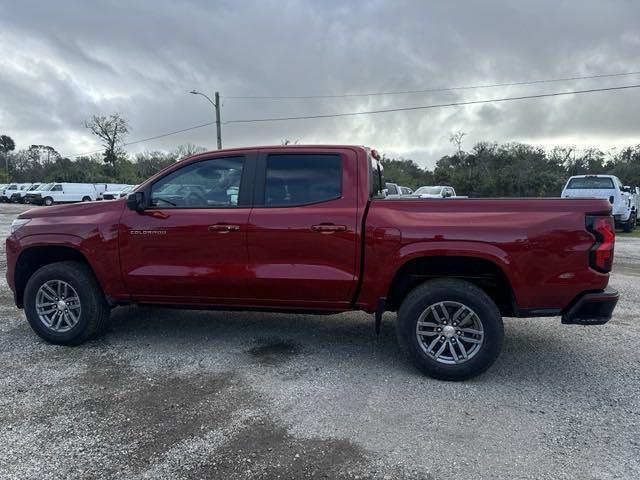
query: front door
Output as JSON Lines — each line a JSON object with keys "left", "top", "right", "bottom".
{"left": 247, "top": 148, "right": 360, "bottom": 308}
{"left": 119, "top": 153, "right": 255, "bottom": 304}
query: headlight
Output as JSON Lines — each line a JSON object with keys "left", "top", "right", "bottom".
{"left": 10, "top": 218, "right": 31, "bottom": 234}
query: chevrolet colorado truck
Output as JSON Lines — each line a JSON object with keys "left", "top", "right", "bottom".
{"left": 5, "top": 146, "right": 619, "bottom": 380}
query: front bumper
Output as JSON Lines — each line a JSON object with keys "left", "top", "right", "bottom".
{"left": 561, "top": 288, "right": 619, "bottom": 325}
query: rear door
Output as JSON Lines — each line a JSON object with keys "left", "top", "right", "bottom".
{"left": 119, "top": 152, "right": 256, "bottom": 303}
{"left": 247, "top": 148, "right": 359, "bottom": 307}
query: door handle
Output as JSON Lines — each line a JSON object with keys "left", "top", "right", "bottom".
{"left": 311, "top": 224, "right": 347, "bottom": 233}
{"left": 208, "top": 224, "right": 240, "bottom": 233}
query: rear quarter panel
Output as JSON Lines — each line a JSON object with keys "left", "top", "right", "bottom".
{"left": 359, "top": 198, "right": 611, "bottom": 313}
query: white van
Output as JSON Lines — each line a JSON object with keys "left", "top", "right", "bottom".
{"left": 10, "top": 183, "right": 39, "bottom": 203}
{"left": 2, "top": 183, "right": 31, "bottom": 202}
{"left": 94, "top": 184, "right": 131, "bottom": 200}
{"left": 31, "top": 183, "right": 98, "bottom": 206}
{"left": 561, "top": 174, "right": 637, "bottom": 232}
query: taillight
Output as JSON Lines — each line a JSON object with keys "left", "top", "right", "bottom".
{"left": 586, "top": 215, "right": 615, "bottom": 273}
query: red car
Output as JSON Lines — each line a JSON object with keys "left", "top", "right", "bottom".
{"left": 5, "top": 145, "right": 618, "bottom": 380}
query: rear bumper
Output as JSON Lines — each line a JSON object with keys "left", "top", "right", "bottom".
{"left": 561, "top": 288, "right": 619, "bottom": 325}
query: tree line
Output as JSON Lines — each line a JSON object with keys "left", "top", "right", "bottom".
{"left": 1, "top": 116, "right": 639, "bottom": 196}
{"left": 383, "top": 141, "right": 640, "bottom": 197}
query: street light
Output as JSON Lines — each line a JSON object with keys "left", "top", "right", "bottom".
{"left": 190, "top": 90, "right": 222, "bottom": 149}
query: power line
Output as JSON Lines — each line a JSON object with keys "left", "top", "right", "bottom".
{"left": 224, "top": 70, "right": 640, "bottom": 99}
{"left": 64, "top": 83, "right": 640, "bottom": 157}
{"left": 223, "top": 83, "right": 640, "bottom": 124}
{"left": 64, "top": 120, "right": 215, "bottom": 158}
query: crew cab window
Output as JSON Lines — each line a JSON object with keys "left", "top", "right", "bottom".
{"left": 150, "top": 157, "right": 244, "bottom": 208}
{"left": 264, "top": 154, "right": 341, "bottom": 206}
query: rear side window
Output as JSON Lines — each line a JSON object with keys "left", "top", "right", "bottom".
{"left": 566, "top": 177, "right": 615, "bottom": 189}
{"left": 264, "top": 154, "right": 341, "bottom": 206}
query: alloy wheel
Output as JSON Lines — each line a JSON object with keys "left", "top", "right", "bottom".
{"left": 415, "top": 301, "right": 484, "bottom": 365}
{"left": 35, "top": 280, "right": 82, "bottom": 333}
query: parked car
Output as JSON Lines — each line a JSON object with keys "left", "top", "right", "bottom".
{"left": 561, "top": 175, "right": 637, "bottom": 232}
{"left": 101, "top": 185, "right": 135, "bottom": 200}
{"left": 384, "top": 183, "right": 414, "bottom": 198}
{"left": 28, "top": 183, "right": 98, "bottom": 206}
{"left": 95, "top": 184, "right": 132, "bottom": 200}
{"left": 10, "top": 183, "right": 40, "bottom": 203}
{"left": 414, "top": 185, "right": 457, "bottom": 198}
{"left": 6, "top": 145, "right": 618, "bottom": 381}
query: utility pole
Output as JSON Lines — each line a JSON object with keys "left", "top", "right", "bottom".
{"left": 190, "top": 90, "right": 222, "bottom": 149}
{"left": 214, "top": 91, "right": 222, "bottom": 150}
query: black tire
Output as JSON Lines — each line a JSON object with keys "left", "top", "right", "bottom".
{"left": 24, "top": 261, "right": 110, "bottom": 345}
{"left": 82, "top": 196, "right": 91, "bottom": 202}
{"left": 396, "top": 278, "right": 504, "bottom": 381}
{"left": 623, "top": 212, "right": 636, "bottom": 233}
{"left": 44, "top": 197, "right": 53, "bottom": 206}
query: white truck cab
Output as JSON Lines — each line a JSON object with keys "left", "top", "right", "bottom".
{"left": 562, "top": 174, "right": 637, "bottom": 232}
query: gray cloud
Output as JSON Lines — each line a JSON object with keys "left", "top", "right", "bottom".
{"left": 1, "top": 0, "right": 639, "bottom": 167}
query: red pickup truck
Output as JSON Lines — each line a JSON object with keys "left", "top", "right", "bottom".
{"left": 5, "top": 145, "right": 618, "bottom": 380}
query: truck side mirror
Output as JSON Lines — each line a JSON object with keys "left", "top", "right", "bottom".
{"left": 126, "top": 191, "right": 145, "bottom": 211}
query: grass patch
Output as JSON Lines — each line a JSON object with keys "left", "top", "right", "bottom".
{"left": 616, "top": 229, "right": 640, "bottom": 238}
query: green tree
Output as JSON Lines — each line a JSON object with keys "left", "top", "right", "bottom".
{"left": 84, "top": 114, "right": 129, "bottom": 165}
{"left": 0, "top": 135, "right": 15, "bottom": 154}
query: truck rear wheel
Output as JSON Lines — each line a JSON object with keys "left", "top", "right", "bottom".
{"left": 23, "top": 261, "right": 110, "bottom": 346}
{"left": 396, "top": 278, "right": 504, "bottom": 381}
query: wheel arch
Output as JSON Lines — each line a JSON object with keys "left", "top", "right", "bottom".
{"left": 14, "top": 244, "right": 94, "bottom": 308}
{"left": 385, "top": 254, "right": 518, "bottom": 316}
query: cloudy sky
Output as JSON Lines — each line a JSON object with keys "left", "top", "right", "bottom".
{"left": 1, "top": 0, "right": 639, "bottom": 167}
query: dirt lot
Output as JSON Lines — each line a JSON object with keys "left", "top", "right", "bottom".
{"left": 0, "top": 203, "right": 638, "bottom": 479}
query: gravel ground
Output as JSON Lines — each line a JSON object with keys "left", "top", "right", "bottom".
{"left": 0, "top": 203, "right": 638, "bottom": 479}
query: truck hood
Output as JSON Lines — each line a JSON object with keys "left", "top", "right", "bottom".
{"left": 18, "top": 199, "right": 126, "bottom": 220}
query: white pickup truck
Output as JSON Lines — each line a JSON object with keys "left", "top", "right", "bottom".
{"left": 414, "top": 185, "right": 457, "bottom": 198}
{"left": 562, "top": 174, "right": 638, "bottom": 232}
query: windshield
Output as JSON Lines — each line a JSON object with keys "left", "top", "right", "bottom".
{"left": 36, "top": 183, "right": 54, "bottom": 191}
{"left": 121, "top": 185, "right": 134, "bottom": 193}
{"left": 566, "top": 177, "right": 615, "bottom": 189}
{"left": 415, "top": 186, "right": 443, "bottom": 195}
{"left": 27, "top": 184, "right": 40, "bottom": 191}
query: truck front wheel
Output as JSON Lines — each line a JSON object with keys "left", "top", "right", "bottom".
{"left": 23, "top": 261, "right": 110, "bottom": 346}
{"left": 396, "top": 278, "right": 504, "bottom": 381}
